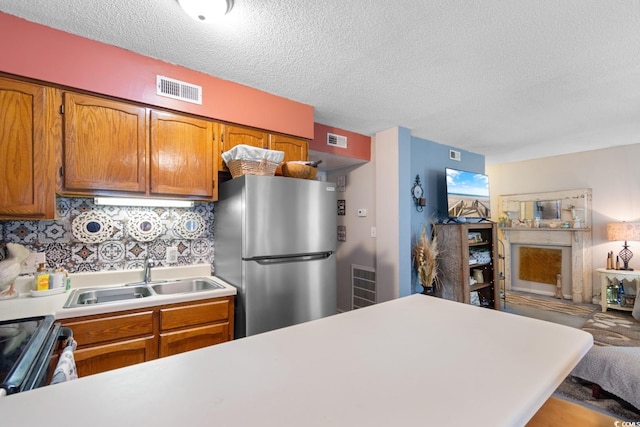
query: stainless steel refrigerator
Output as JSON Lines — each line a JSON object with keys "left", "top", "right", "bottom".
{"left": 214, "top": 175, "right": 337, "bottom": 338}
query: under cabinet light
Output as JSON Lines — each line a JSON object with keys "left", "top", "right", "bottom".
{"left": 94, "top": 197, "right": 194, "bottom": 208}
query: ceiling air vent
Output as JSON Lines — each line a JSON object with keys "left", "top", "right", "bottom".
{"left": 327, "top": 132, "right": 347, "bottom": 149}
{"left": 156, "top": 75, "right": 202, "bottom": 105}
{"left": 449, "top": 149, "right": 461, "bottom": 161}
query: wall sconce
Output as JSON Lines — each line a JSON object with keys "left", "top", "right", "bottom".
{"left": 94, "top": 197, "right": 194, "bottom": 208}
{"left": 178, "top": 0, "right": 234, "bottom": 23}
{"left": 606, "top": 221, "right": 640, "bottom": 270}
{"left": 411, "top": 175, "right": 426, "bottom": 212}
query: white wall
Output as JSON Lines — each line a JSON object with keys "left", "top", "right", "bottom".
{"left": 373, "top": 128, "right": 402, "bottom": 303}
{"left": 327, "top": 162, "right": 377, "bottom": 312}
{"left": 487, "top": 142, "right": 640, "bottom": 301}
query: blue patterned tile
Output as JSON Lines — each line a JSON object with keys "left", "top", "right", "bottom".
{"left": 126, "top": 242, "right": 147, "bottom": 260}
{"left": 191, "top": 238, "right": 212, "bottom": 257}
{"left": 148, "top": 239, "right": 170, "bottom": 261}
{"left": 38, "top": 220, "right": 71, "bottom": 243}
{"left": 5, "top": 221, "right": 39, "bottom": 243}
{"left": 72, "top": 245, "right": 98, "bottom": 263}
{"left": 56, "top": 198, "right": 71, "bottom": 218}
{"left": 42, "top": 243, "right": 73, "bottom": 270}
{"left": 0, "top": 197, "right": 215, "bottom": 274}
{"left": 98, "top": 241, "right": 126, "bottom": 262}
{"left": 125, "top": 259, "right": 145, "bottom": 270}
{"left": 98, "top": 261, "right": 126, "bottom": 271}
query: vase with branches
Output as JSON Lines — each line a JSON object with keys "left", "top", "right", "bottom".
{"left": 412, "top": 223, "right": 440, "bottom": 293}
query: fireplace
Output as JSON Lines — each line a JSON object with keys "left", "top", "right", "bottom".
{"left": 499, "top": 189, "right": 593, "bottom": 304}
{"left": 511, "top": 244, "right": 572, "bottom": 298}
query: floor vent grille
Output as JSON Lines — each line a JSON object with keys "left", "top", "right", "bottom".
{"left": 352, "top": 264, "right": 376, "bottom": 309}
{"left": 156, "top": 75, "right": 202, "bottom": 105}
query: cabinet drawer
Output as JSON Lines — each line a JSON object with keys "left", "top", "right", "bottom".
{"left": 159, "top": 299, "right": 229, "bottom": 330}
{"left": 62, "top": 311, "right": 155, "bottom": 346}
{"left": 74, "top": 336, "right": 157, "bottom": 377}
{"left": 159, "top": 323, "right": 229, "bottom": 357}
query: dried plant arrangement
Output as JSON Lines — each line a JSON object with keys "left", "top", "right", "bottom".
{"left": 412, "top": 223, "right": 440, "bottom": 290}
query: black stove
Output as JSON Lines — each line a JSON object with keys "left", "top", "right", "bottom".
{"left": 0, "top": 315, "right": 63, "bottom": 395}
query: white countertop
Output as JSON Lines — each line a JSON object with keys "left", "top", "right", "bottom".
{"left": 0, "top": 294, "right": 592, "bottom": 426}
{"left": 0, "top": 264, "right": 237, "bottom": 321}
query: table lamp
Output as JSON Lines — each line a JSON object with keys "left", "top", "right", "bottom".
{"left": 606, "top": 222, "right": 640, "bottom": 270}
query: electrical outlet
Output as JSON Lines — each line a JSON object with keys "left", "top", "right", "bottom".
{"left": 21, "top": 252, "right": 46, "bottom": 274}
{"left": 371, "top": 227, "right": 377, "bottom": 238}
{"left": 166, "top": 247, "right": 179, "bottom": 264}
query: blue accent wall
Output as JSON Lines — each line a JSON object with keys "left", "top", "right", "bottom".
{"left": 398, "top": 127, "right": 413, "bottom": 298}
{"left": 407, "top": 134, "right": 485, "bottom": 294}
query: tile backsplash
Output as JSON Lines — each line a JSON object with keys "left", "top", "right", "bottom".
{"left": 0, "top": 197, "right": 214, "bottom": 274}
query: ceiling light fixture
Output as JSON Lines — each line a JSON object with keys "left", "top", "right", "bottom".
{"left": 178, "top": 0, "right": 234, "bottom": 23}
{"left": 94, "top": 197, "right": 194, "bottom": 208}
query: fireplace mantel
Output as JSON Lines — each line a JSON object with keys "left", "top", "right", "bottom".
{"left": 498, "top": 189, "right": 593, "bottom": 303}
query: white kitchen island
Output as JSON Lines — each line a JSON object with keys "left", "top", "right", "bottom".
{"left": 0, "top": 294, "right": 592, "bottom": 426}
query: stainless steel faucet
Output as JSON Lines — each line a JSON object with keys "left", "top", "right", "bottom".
{"left": 143, "top": 256, "right": 155, "bottom": 283}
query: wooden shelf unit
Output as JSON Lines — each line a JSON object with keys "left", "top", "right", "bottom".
{"left": 435, "top": 222, "right": 500, "bottom": 309}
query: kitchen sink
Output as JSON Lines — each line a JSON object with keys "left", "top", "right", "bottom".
{"left": 64, "top": 285, "right": 152, "bottom": 308}
{"left": 151, "top": 278, "right": 224, "bottom": 295}
{"left": 63, "top": 277, "right": 226, "bottom": 308}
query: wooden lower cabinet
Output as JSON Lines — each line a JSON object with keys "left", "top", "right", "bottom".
{"left": 60, "top": 296, "right": 234, "bottom": 377}
{"left": 159, "top": 323, "right": 229, "bottom": 357}
{"left": 61, "top": 310, "right": 157, "bottom": 377}
{"left": 159, "top": 298, "right": 233, "bottom": 357}
{"left": 73, "top": 336, "right": 158, "bottom": 378}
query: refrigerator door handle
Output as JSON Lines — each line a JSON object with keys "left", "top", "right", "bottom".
{"left": 249, "top": 252, "right": 333, "bottom": 265}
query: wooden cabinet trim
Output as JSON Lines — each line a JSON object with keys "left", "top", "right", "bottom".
{"left": 62, "top": 310, "right": 155, "bottom": 346}
{"left": 159, "top": 298, "right": 230, "bottom": 330}
{"left": 159, "top": 323, "right": 228, "bottom": 358}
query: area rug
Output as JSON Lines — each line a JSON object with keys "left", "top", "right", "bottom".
{"left": 504, "top": 291, "right": 600, "bottom": 318}
{"left": 566, "top": 312, "right": 640, "bottom": 421}
{"left": 504, "top": 292, "right": 640, "bottom": 421}
{"left": 582, "top": 310, "right": 640, "bottom": 347}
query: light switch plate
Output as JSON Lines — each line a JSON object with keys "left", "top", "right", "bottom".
{"left": 166, "top": 247, "right": 179, "bottom": 264}
{"left": 21, "top": 252, "right": 46, "bottom": 274}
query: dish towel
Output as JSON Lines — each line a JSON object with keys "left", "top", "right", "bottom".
{"left": 50, "top": 338, "right": 78, "bottom": 385}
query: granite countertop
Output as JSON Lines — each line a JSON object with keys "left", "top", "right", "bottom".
{"left": 0, "top": 294, "right": 592, "bottom": 426}
{"left": 0, "top": 264, "right": 237, "bottom": 322}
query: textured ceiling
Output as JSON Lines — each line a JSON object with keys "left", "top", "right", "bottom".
{"left": 2, "top": 0, "right": 639, "bottom": 164}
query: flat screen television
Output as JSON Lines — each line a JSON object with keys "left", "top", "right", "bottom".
{"left": 445, "top": 167, "right": 491, "bottom": 219}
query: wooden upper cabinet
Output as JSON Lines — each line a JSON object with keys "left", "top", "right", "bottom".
{"left": 218, "top": 125, "right": 308, "bottom": 173}
{"left": 269, "top": 134, "right": 308, "bottom": 162}
{"left": 219, "top": 125, "right": 268, "bottom": 170}
{"left": 0, "top": 77, "right": 58, "bottom": 219}
{"left": 62, "top": 92, "right": 147, "bottom": 193}
{"left": 269, "top": 134, "right": 309, "bottom": 174}
{"left": 150, "top": 111, "right": 215, "bottom": 198}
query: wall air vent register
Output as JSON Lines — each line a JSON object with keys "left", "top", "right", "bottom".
{"left": 156, "top": 75, "right": 202, "bottom": 105}
{"left": 327, "top": 133, "right": 348, "bottom": 149}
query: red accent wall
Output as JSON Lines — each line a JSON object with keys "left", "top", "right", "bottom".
{"left": 0, "top": 13, "right": 314, "bottom": 139}
{"left": 312, "top": 123, "right": 371, "bottom": 161}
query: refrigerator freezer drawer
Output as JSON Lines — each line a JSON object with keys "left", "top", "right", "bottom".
{"left": 239, "top": 254, "right": 337, "bottom": 337}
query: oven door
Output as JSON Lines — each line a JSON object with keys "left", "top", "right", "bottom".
{"left": 0, "top": 315, "right": 62, "bottom": 395}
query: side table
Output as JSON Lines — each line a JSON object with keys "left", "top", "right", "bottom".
{"left": 596, "top": 268, "right": 639, "bottom": 312}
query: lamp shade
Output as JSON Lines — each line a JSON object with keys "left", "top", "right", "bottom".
{"left": 606, "top": 222, "right": 640, "bottom": 242}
